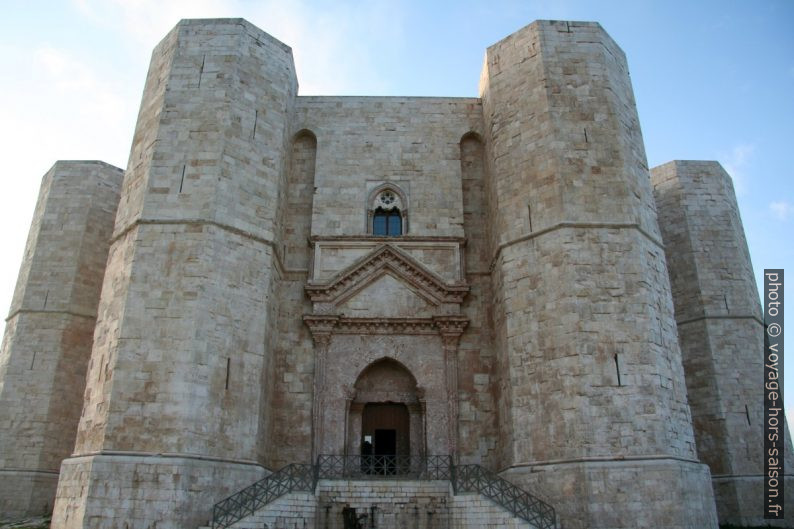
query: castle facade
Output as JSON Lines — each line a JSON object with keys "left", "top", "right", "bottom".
{"left": 0, "top": 18, "right": 790, "bottom": 528}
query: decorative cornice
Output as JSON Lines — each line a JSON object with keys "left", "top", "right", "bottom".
{"left": 489, "top": 222, "right": 665, "bottom": 273}
{"left": 5, "top": 308, "right": 97, "bottom": 323}
{"left": 675, "top": 313, "right": 764, "bottom": 328}
{"left": 336, "top": 317, "right": 438, "bottom": 335}
{"left": 310, "top": 235, "right": 466, "bottom": 244}
{"left": 305, "top": 243, "right": 469, "bottom": 306}
{"left": 303, "top": 315, "right": 471, "bottom": 337}
{"left": 110, "top": 218, "right": 307, "bottom": 278}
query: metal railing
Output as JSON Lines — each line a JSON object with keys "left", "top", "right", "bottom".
{"left": 211, "top": 463, "right": 314, "bottom": 529}
{"left": 453, "top": 464, "right": 557, "bottom": 529}
{"left": 209, "top": 455, "right": 556, "bottom": 529}
{"left": 316, "top": 454, "right": 453, "bottom": 480}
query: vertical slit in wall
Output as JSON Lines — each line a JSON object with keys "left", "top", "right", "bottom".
{"left": 527, "top": 204, "right": 533, "bottom": 232}
{"left": 225, "top": 358, "right": 231, "bottom": 390}
{"left": 583, "top": 128, "right": 588, "bottom": 143}
{"left": 658, "top": 318, "right": 664, "bottom": 347}
{"left": 43, "top": 290, "right": 49, "bottom": 310}
{"left": 179, "top": 165, "right": 186, "bottom": 193}
{"left": 614, "top": 354, "right": 622, "bottom": 386}
{"left": 29, "top": 352, "right": 36, "bottom": 370}
{"left": 657, "top": 299, "right": 665, "bottom": 347}
{"left": 745, "top": 404, "right": 751, "bottom": 426}
{"left": 252, "top": 110, "right": 259, "bottom": 140}
{"left": 724, "top": 294, "right": 730, "bottom": 312}
{"left": 198, "top": 54, "right": 205, "bottom": 88}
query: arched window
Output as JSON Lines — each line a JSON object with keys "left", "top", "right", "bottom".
{"left": 368, "top": 186, "right": 407, "bottom": 236}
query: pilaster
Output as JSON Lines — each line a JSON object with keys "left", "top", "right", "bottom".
{"left": 435, "top": 316, "right": 468, "bottom": 460}
{"left": 305, "top": 315, "right": 338, "bottom": 461}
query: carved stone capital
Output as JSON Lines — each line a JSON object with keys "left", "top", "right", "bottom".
{"left": 433, "top": 315, "right": 468, "bottom": 349}
{"left": 303, "top": 314, "right": 339, "bottom": 347}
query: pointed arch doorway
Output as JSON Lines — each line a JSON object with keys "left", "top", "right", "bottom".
{"left": 346, "top": 358, "right": 426, "bottom": 463}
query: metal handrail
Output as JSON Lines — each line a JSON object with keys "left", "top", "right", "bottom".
{"left": 454, "top": 464, "right": 557, "bottom": 529}
{"left": 316, "top": 454, "right": 453, "bottom": 480}
{"left": 208, "top": 455, "right": 556, "bottom": 529}
{"left": 210, "top": 463, "right": 314, "bottom": 529}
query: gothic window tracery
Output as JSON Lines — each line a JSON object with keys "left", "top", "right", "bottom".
{"left": 367, "top": 185, "right": 407, "bottom": 236}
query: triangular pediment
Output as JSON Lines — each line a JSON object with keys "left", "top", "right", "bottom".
{"left": 305, "top": 243, "right": 468, "bottom": 307}
{"left": 337, "top": 272, "right": 434, "bottom": 318}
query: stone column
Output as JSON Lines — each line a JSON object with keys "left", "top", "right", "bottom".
{"left": 51, "top": 19, "right": 298, "bottom": 529}
{"left": 0, "top": 161, "right": 123, "bottom": 519}
{"left": 434, "top": 316, "right": 468, "bottom": 461}
{"left": 305, "top": 315, "right": 338, "bottom": 461}
{"left": 347, "top": 403, "right": 364, "bottom": 459}
{"left": 480, "top": 20, "right": 717, "bottom": 528}
{"left": 652, "top": 160, "right": 794, "bottom": 527}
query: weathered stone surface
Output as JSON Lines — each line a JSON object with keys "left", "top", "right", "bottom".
{"left": 652, "top": 160, "right": 794, "bottom": 527}
{"left": 0, "top": 16, "right": 783, "bottom": 529}
{"left": 50, "top": 19, "right": 297, "bottom": 528}
{"left": 52, "top": 455, "right": 265, "bottom": 529}
{"left": 0, "top": 161, "right": 122, "bottom": 520}
{"left": 479, "top": 21, "right": 716, "bottom": 527}
{"left": 224, "top": 480, "right": 539, "bottom": 529}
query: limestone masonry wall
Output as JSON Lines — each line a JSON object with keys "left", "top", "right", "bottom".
{"left": 652, "top": 160, "right": 794, "bottom": 527}
{"left": 479, "top": 21, "right": 716, "bottom": 527}
{"left": 296, "top": 97, "right": 483, "bottom": 239}
{"left": 0, "top": 161, "right": 123, "bottom": 519}
{"left": 53, "top": 19, "right": 297, "bottom": 528}
{"left": 0, "top": 15, "right": 787, "bottom": 529}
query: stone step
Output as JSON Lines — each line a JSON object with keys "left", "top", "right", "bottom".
{"left": 217, "top": 479, "right": 539, "bottom": 529}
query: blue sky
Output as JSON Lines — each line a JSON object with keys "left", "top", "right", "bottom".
{"left": 0, "top": 0, "right": 792, "bottom": 423}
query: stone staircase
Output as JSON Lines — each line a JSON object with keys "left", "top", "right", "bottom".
{"left": 201, "top": 456, "right": 557, "bottom": 529}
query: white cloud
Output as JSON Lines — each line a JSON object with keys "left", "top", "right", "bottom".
{"left": 243, "top": 0, "right": 406, "bottom": 95}
{"left": 721, "top": 142, "right": 755, "bottom": 195}
{"left": 770, "top": 201, "right": 793, "bottom": 221}
{"left": 71, "top": 0, "right": 236, "bottom": 48}
{"left": 0, "top": 1, "right": 407, "bottom": 317}
{"left": 70, "top": 0, "right": 406, "bottom": 95}
{"left": 25, "top": 45, "right": 133, "bottom": 163}
{"left": 0, "top": 41, "right": 137, "bottom": 318}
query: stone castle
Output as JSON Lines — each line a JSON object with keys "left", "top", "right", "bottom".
{"left": 0, "top": 18, "right": 790, "bottom": 529}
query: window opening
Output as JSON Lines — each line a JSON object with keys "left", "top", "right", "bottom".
{"left": 373, "top": 207, "right": 402, "bottom": 236}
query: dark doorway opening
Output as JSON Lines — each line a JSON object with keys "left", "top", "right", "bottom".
{"left": 361, "top": 403, "right": 409, "bottom": 475}
{"left": 374, "top": 429, "right": 396, "bottom": 456}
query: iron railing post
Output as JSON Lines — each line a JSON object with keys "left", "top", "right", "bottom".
{"left": 313, "top": 455, "right": 320, "bottom": 491}
{"left": 450, "top": 455, "right": 457, "bottom": 494}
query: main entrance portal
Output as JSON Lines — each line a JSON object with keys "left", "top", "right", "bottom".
{"left": 345, "top": 358, "right": 426, "bottom": 461}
